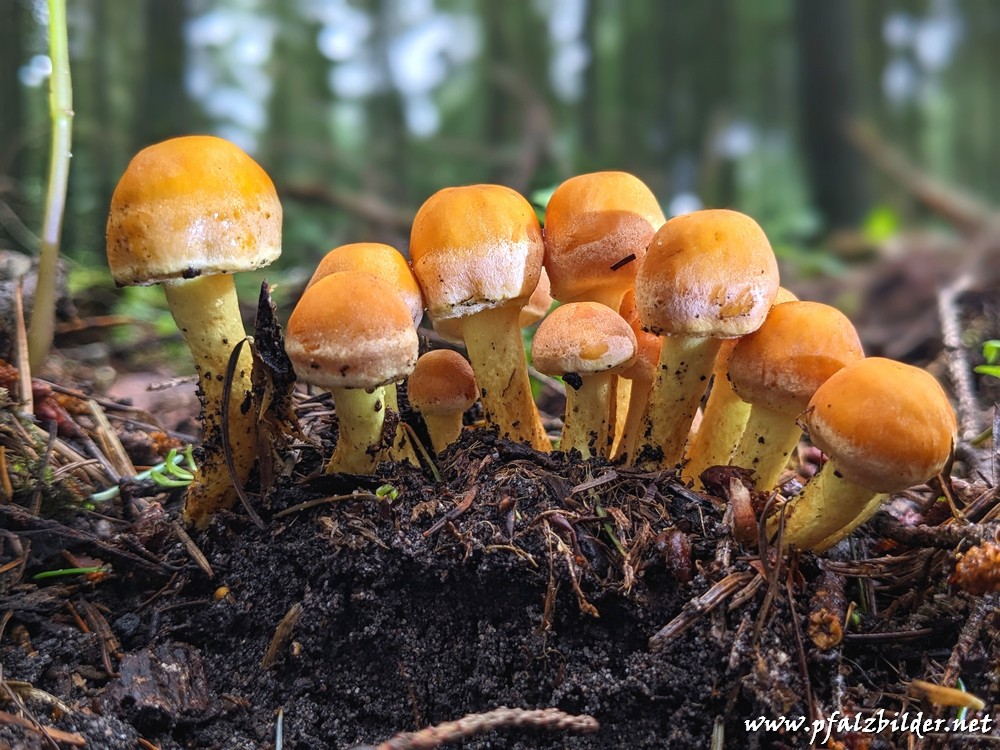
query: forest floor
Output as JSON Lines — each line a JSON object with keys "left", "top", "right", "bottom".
{"left": 1, "top": 278, "right": 999, "bottom": 750}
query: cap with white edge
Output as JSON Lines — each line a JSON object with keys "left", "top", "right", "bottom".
{"left": 107, "top": 134, "right": 281, "bottom": 285}
{"left": 543, "top": 171, "right": 664, "bottom": 308}
{"left": 635, "top": 208, "right": 778, "bottom": 339}
{"left": 409, "top": 184, "right": 543, "bottom": 322}
{"left": 532, "top": 301, "right": 637, "bottom": 458}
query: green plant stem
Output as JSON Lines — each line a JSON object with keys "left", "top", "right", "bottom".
{"left": 27, "top": 0, "right": 74, "bottom": 371}
{"left": 33, "top": 566, "right": 109, "bottom": 580}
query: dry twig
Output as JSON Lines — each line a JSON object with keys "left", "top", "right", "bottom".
{"left": 354, "top": 706, "right": 599, "bottom": 750}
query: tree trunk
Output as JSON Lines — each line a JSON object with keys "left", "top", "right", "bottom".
{"left": 794, "top": 0, "right": 871, "bottom": 229}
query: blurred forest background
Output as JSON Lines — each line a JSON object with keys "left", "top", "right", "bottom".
{"left": 1, "top": 0, "right": 997, "bottom": 375}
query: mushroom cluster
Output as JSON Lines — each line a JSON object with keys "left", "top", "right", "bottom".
{"left": 106, "top": 141, "right": 957, "bottom": 553}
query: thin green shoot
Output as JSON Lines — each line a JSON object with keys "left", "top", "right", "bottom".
{"left": 33, "top": 566, "right": 109, "bottom": 580}
{"left": 974, "top": 339, "right": 1000, "bottom": 379}
{"left": 594, "top": 503, "right": 628, "bottom": 558}
{"left": 89, "top": 446, "right": 197, "bottom": 502}
{"left": 27, "top": 0, "right": 74, "bottom": 370}
{"left": 375, "top": 483, "right": 399, "bottom": 501}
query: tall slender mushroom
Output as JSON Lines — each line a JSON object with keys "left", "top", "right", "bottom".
{"left": 106, "top": 135, "right": 281, "bottom": 528}
{"left": 772, "top": 357, "right": 956, "bottom": 552}
{"left": 284, "top": 271, "right": 418, "bottom": 474}
{"left": 727, "top": 301, "right": 864, "bottom": 491}
{"left": 409, "top": 184, "right": 549, "bottom": 450}
{"left": 684, "top": 287, "right": 799, "bottom": 483}
{"left": 633, "top": 209, "right": 779, "bottom": 470}
{"left": 543, "top": 172, "right": 665, "bottom": 449}
{"left": 531, "top": 302, "right": 637, "bottom": 458}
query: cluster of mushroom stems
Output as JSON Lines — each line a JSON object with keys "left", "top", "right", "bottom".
{"left": 106, "top": 136, "right": 958, "bottom": 553}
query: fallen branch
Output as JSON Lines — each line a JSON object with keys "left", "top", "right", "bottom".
{"left": 353, "top": 706, "right": 599, "bottom": 750}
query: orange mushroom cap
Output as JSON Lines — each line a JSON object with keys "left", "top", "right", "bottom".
{"left": 532, "top": 302, "right": 637, "bottom": 377}
{"left": 107, "top": 135, "right": 281, "bottom": 285}
{"left": 409, "top": 184, "right": 543, "bottom": 322}
{"left": 408, "top": 350, "right": 478, "bottom": 416}
{"left": 635, "top": 209, "right": 779, "bottom": 339}
{"left": 806, "top": 357, "right": 956, "bottom": 493}
{"left": 728, "top": 301, "right": 864, "bottom": 416}
{"left": 307, "top": 242, "right": 424, "bottom": 326}
{"left": 285, "top": 271, "right": 418, "bottom": 390}
{"left": 543, "top": 171, "right": 665, "bottom": 305}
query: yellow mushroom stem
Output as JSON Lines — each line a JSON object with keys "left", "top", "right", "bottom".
{"left": 460, "top": 304, "right": 550, "bottom": 450}
{"left": 683, "top": 367, "right": 752, "bottom": 484}
{"left": 611, "top": 372, "right": 652, "bottom": 463}
{"left": 808, "top": 491, "right": 888, "bottom": 553}
{"left": 560, "top": 370, "right": 616, "bottom": 459}
{"left": 164, "top": 273, "right": 257, "bottom": 529}
{"left": 768, "top": 461, "right": 884, "bottom": 552}
{"left": 729, "top": 404, "right": 804, "bottom": 491}
{"left": 635, "top": 335, "right": 721, "bottom": 469}
{"left": 609, "top": 378, "right": 630, "bottom": 455}
{"left": 326, "top": 385, "right": 391, "bottom": 474}
{"left": 422, "top": 411, "right": 465, "bottom": 454}
{"left": 583, "top": 286, "right": 630, "bottom": 455}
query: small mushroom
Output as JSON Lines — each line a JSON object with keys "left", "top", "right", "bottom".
{"left": 407, "top": 350, "right": 478, "bottom": 453}
{"left": 531, "top": 302, "right": 637, "bottom": 459}
{"left": 727, "top": 301, "right": 864, "bottom": 491}
{"left": 306, "top": 242, "right": 424, "bottom": 463}
{"left": 106, "top": 135, "right": 282, "bottom": 528}
{"left": 633, "top": 209, "right": 779, "bottom": 469}
{"left": 773, "top": 357, "right": 956, "bottom": 552}
{"left": 284, "top": 271, "right": 418, "bottom": 474}
{"left": 409, "top": 185, "right": 548, "bottom": 450}
{"left": 543, "top": 172, "right": 664, "bottom": 451}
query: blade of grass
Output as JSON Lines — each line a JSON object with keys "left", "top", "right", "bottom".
{"left": 27, "top": 0, "right": 74, "bottom": 370}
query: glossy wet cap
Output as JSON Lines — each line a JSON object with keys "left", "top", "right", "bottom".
{"left": 107, "top": 135, "right": 282, "bottom": 285}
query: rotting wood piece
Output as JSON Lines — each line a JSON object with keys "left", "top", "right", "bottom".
{"left": 100, "top": 642, "right": 214, "bottom": 732}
